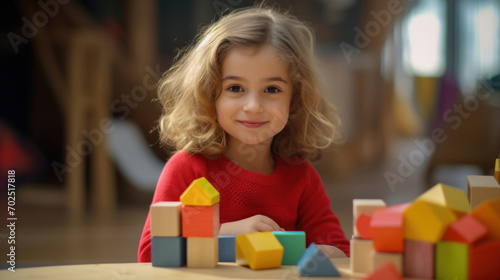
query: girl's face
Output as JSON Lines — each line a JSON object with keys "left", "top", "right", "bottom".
{"left": 216, "top": 44, "right": 293, "bottom": 147}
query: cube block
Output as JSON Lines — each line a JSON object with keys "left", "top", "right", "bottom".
{"left": 471, "top": 198, "right": 500, "bottom": 240}
{"left": 442, "top": 214, "right": 488, "bottom": 244}
{"left": 435, "top": 241, "right": 468, "bottom": 280}
{"left": 404, "top": 200, "right": 457, "bottom": 243}
{"left": 403, "top": 240, "right": 434, "bottom": 279}
{"left": 182, "top": 203, "right": 219, "bottom": 237}
{"left": 469, "top": 240, "right": 500, "bottom": 280}
{"left": 353, "top": 199, "right": 386, "bottom": 238}
{"left": 350, "top": 238, "right": 374, "bottom": 274}
{"left": 151, "top": 236, "right": 186, "bottom": 267}
{"left": 218, "top": 235, "right": 236, "bottom": 262}
{"left": 363, "top": 262, "right": 403, "bottom": 280}
{"left": 370, "top": 203, "right": 408, "bottom": 253}
{"left": 272, "top": 231, "right": 306, "bottom": 265}
{"left": 180, "top": 177, "right": 220, "bottom": 206}
{"left": 235, "top": 232, "right": 283, "bottom": 270}
{"left": 467, "top": 175, "right": 500, "bottom": 209}
{"left": 186, "top": 236, "right": 218, "bottom": 268}
{"left": 371, "top": 252, "right": 403, "bottom": 274}
{"left": 150, "top": 201, "right": 182, "bottom": 237}
{"left": 297, "top": 243, "right": 340, "bottom": 277}
{"left": 416, "top": 183, "right": 471, "bottom": 215}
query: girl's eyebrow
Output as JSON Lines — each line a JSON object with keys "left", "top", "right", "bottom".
{"left": 222, "top": 75, "right": 289, "bottom": 84}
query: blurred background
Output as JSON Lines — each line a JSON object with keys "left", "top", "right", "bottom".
{"left": 1, "top": 0, "right": 499, "bottom": 267}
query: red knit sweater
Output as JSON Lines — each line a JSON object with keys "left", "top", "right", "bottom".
{"left": 137, "top": 152, "right": 350, "bottom": 262}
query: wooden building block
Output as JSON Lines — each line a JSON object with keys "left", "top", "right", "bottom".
{"left": 356, "top": 213, "right": 373, "bottom": 239}
{"left": 182, "top": 203, "right": 219, "bottom": 237}
{"left": 442, "top": 214, "right": 488, "bottom": 244}
{"left": 403, "top": 240, "right": 434, "bottom": 279}
{"left": 296, "top": 243, "right": 340, "bottom": 277}
{"left": 363, "top": 262, "right": 402, "bottom": 280}
{"left": 186, "top": 236, "right": 218, "bottom": 268}
{"left": 235, "top": 232, "right": 283, "bottom": 270}
{"left": 469, "top": 240, "right": 500, "bottom": 280}
{"left": 150, "top": 201, "right": 182, "bottom": 237}
{"left": 495, "top": 158, "right": 499, "bottom": 184}
{"left": 404, "top": 200, "right": 457, "bottom": 243}
{"left": 416, "top": 183, "right": 471, "bottom": 216}
{"left": 467, "top": 175, "right": 500, "bottom": 209}
{"left": 470, "top": 198, "right": 500, "bottom": 240}
{"left": 272, "top": 231, "right": 306, "bottom": 265}
{"left": 351, "top": 238, "right": 374, "bottom": 274}
{"left": 370, "top": 203, "right": 408, "bottom": 253}
{"left": 353, "top": 199, "right": 386, "bottom": 238}
{"left": 180, "top": 177, "right": 220, "bottom": 206}
{"left": 218, "top": 235, "right": 236, "bottom": 262}
{"left": 435, "top": 241, "right": 468, "bottom": 280}
{"left": 151, "top": 236, "right": 186, "bottom": 267}
{"left": 371, "top": 252, "right": 403, "bottom": 274}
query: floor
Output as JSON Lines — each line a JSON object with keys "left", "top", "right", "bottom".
{"left": 1, "top": 137, "right": 485, "bottom": 269}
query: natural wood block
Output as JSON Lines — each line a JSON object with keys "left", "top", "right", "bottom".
{"left": 296, "top": 243, "right": 340, "bottom": 277}
{"left": 442, "top": 214, "right": 488, "bottom": 244}
{"left": 364, "top": 262, "right": 402, "bottom": 280}
{"left": 470, "top": 198, "right": 500, "bottom": 240}
{"left": 371, "top": 251, "right": 403, "bottom": 274}
{"left": 187, "top": 236, "right": 218, "bottom": 268}
{"left": 469, "top": 240, "right": 500, "bottom": 280}
{"left": 150, "top": 201, "right": 182, "bottom": 237}
{"left": 353, "top": 199, "right": 386, "bottom": 238}
{"left": 182, "top": 203, "right": 219, "bottom": 237}
{"left": 370, "top": 203, "right": 408, "bottom": 253}
{"left": 404, "top": 200, "right": 457, "bottom": 243}
{"left": 416, "top": 183, "right": 471, "bottom": 216}
{"left": 272, "top": 231, "right": 305, "bottom": 265}
{"left": 403, "top": 240, "right": 434, "bottom": 279}
{"left": 180, "top": 177, "right": 220, "bottom": 206}
{"left": 151, "top": 236, "right": 186, "bottom": 267}
{"left": 350, "top": 238, "right": 374, "bottom": 274}
{"left": 435, "top": 241, "right": 468, "bottom": 280}
{"left": 467, "top": 175, "right": 500, "bottom": 209}
{"left": 235, "top": 232, "right": 283, "bottom": 270}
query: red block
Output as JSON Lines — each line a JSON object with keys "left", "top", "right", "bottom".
{"left": 364, "top": 262, "right": 403, "bottom": 280}
{"left": 442, "top": 215, "right": 488, "bottom": 245}
{"left": 370, "top": 203, "right": 409, "bottom": 253}
{"left": 182, "top": 203, "right": 219, "bottom": 237}
{"left": 404, "top": 240, "right": 434, "bottom": 279}
{"left": 469, "top": 240, "right": 500, "bottom": 280}
{"left": 356, "top": 213, "right": 372, "bottom": 239}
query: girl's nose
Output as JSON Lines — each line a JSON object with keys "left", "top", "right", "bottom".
{"left": 243, "top": 92, "right": 264, "bottom": 113}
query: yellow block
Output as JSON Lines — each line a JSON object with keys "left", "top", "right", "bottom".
{"left": 236, "top": 232, "right": 283, "bottom": 270}
{"left": 495, "top": 159, "right": 499, "bottom": 184}
{"left": 417, "top": 183, "right": 471, "bottom": 215}
{"left": 180, "top": 177, "right": 220, "bottom": 206}
{"left": 404, "top": 200, "right": 457, "bottom": 243}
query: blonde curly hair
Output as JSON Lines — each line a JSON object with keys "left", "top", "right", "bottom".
{"left": 157, "top": 7, "right": 339, "bottom": 161}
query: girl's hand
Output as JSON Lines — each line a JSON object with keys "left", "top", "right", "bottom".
{"left": 219, "top": 215, "right": 284, "bottom": 235}
{"left": 316, "top": 244, "right": 348, "bottom": 258}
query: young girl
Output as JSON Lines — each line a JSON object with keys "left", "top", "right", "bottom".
{"left": 138, "top": 7, "right": 350, "bottom": 262}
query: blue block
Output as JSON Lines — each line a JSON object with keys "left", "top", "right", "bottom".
{"left": 297, "top": 243, "right": 340, "bottom": 277}
{"left": 218, "top": 235, "right": 236, "bottom": 262}
{"left": 151, "top": 236, "right": 186, "bottom": 267}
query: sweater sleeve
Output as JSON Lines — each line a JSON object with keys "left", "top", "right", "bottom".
{"left": 137, "top": 152, "right": 204, "bottom": 262}
{"left": 296, "top": 164, "right": 350, "bottom": 257}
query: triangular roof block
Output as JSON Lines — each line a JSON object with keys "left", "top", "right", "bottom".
{"left": 416, "top": 183, "right": 471, "bottom": 215}
{"left": 180, "top": 177, "right": 220, "bottom": 206}
{"left": 297, "top": 243, "right": 340, "bottom": 277}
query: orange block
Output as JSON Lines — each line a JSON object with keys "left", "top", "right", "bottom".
{"left": 356, "top": 213, "right": 372, "bottom": 239}
{"left": 363, "top": 262, "right": 403, "bottom": 280}
{"left": 470, "top": 198, "right": 500, "bottom": 241}
{"left": 442, "top": 215, "right": 488, "bottom": 245}
{"left": 182, "top": 203, "right": 219, "bottom": 237}
{"left": 469, "top": 240, "right": 500, "bottom": 280}
{"left": 370, "top": 203, "right": 409, "bottom": 253}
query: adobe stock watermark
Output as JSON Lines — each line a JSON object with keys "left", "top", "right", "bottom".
{"left": 339, "top": 0, "right": 408, "bottom": 64}
{"left": 51, "top": 65, "right": 162, "bottom": 182}
{"left": 7, "top": 0, "right": 70, "bottom": 54}
{"left": 384, "top": 80, "right": 495, "bottom": 192}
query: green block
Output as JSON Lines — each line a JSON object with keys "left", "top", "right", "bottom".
{"left": 272, "top": 231, "right": 306, "bottom": 265}
{"left": 436, "top": 241, "right": 468, "bottom": 280}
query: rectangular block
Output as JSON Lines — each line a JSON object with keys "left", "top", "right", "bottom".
{"left": 435, "top": 241, "right": 468, "bottom": 280}
{"left": 272, "top": 231, "right": 306, "bottom": 265}
{"left": 371, "top": 203, "right": 408, "bottom": 253}
{"left": 187, "top": 236, "right": 218, "bottom": 268}
{"left": 218, "top": 235, "right": 236, "bottom": 262}
{"left": 236, "top": 232, "right": 283, "bottom": 270}
{"left": 353, "top": 199, "right": 386, "bottom": 238}
{"left": 467, "top": 175, "right": 500, "bottom": 209}
{"left": 469, "top": 240, "right": 500, "bottom": 280}
{"left": 495, "top": 159, "right": 499, "bottom": 184}
{"left": 350, "top": 238, "right": 374, "bottom": 274}
{"left": 403, "top": 240, "right": 434, "bottom": 279}
{"left": 371, "top": 252, "right": 403, "bottom": 274}
{"left": 150, "top": 201, "right": 182, "bottom": 237}
{"left": 182, "top": 203, "right": 219, "bottom": 237}
{"left": 151, "top": 236, "right": 186, "bottom": 267}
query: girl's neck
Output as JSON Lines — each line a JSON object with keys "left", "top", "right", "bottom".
{"left": 223, "top": 139, "right": 275, "bottom": 175}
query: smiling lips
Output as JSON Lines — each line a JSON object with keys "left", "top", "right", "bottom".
{"left": 238, "top": 120, "right": 268, "bottom": 128}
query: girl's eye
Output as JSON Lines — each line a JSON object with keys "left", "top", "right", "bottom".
{"left": 227, "top": 85, "right": 243, "bottom": 92}
{"left": 265, "top": 86, "right": 281, "bottom": 94}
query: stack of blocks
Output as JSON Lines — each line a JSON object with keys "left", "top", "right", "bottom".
{"left": 151, "top": 177, "right": 220, "bottom": 268}
{"left": 353, "top": 159, "right": 500, "bottom": 280}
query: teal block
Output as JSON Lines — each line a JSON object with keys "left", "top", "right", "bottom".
{"left": 435, "top": 241, "right": 468, "bottom": 280}
{"left": 152, "top": 236, "right": 186, "bottom": 267}
{"left": 297, "top": 243, "right": 340, "bottom": 277}
{"left": 272, "top": 231, "right": 306, "bottom": 265}
{"left": 218, "top": 235, "right": 236, "bottom": 262}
